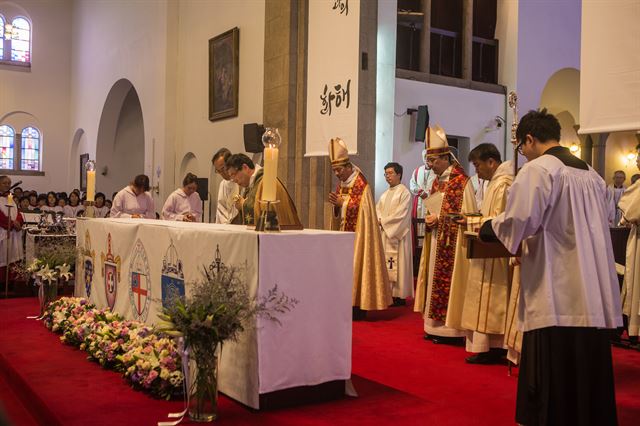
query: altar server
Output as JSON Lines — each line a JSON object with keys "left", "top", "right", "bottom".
{"left": 618, "top": 148, "right": 640, "bottom": 339}
{"left": 0, "top": 176, "right": 24, "bottom": 269}
{"left": 414, "top": 125, "right": 477, "bottom": 344}
{"left": 111, "top": 174, "right": 155, "bottom": 219}
{"left": 460, "top": 143, "right": 513, "bottom": 364}
{"left": 212, "top": 148, "right": 239, "bottom": 224}
{"left": 377, "top": 162, "right": 413, "bottom": 304}
{"left": 329, "top": 138, "right": 392, "bottom": 318}
{"left": 162, "top": 173, "right": 203, "bottom": 222}
{"left": 480, "top": 109, "right": 621, "bottom": 425}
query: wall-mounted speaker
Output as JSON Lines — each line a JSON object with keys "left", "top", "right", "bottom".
{"left": 243, "top": 123, "right": 265, "bottom": 153}
{"left": 196, "top": 178, "right": 209, "bottom": 201}
{"left": 414, "top": 105, "right": 429, "bottom": 142}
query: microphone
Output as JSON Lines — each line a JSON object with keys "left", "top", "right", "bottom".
{"left": 10, "top": 180, "right": 22, "bottom": 190}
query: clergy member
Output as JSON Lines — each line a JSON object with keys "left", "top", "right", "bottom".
{"left": 328, "top": 138, "right": 392, "bottom": 318}
{"left": 162, "top": 172, "right": 203, "bottom": 222}
{"left": 460, "top": 143, "right": 513, "bottom": 364}
{"left": 376, "top": 162, "right": 413, "bottom": 305}
{"left": 0, "top": 176, "right": 24, "bottom": 277}
{"left": 414, "top": 125, "right": 477, "bottom": 344}
{"left": 618, "top": 147, "right": 640, "bottom": 341}
{"left": 607, "top": 170, "right": 626, "bottom": 226}
{"left": 409, "top": 149, "right": 436, "bottom": 250}
{"left": 479, "top": 109, "right": 621, "bottom": 425}
{"left": 212, "top": 148, "right": 239, "bottom": 224}
{"left": 226, "top": 153, "right": 302, "bottom": 228}
{"left": 110, "top": 174, "right": 156, "bottom": 219}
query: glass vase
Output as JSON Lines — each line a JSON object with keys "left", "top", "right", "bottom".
{"left": 38, "top": 278, "right": 58, "bottom": 317}
{"left": 188, "top": 342, "right": 220, "bottom": 422}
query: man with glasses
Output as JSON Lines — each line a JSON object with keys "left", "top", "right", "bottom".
{"left": 414, "top": 125, "right": 478, "bottom": 345}
{"left": 377, "top": 162, "right": 413, "bottom": 306}
{"left": 212, "top": 148, "right": 239, "bottom": 224}
{"left": 480, "top": 109, "right": 621, "bottom": 425}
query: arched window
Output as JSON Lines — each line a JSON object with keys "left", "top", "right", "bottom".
{"left": 20, "top": 126, "right": 40, "bottom": 171}
{"left": 0, "top": 15, "right": 5, "bottom": 59}
{"left": 0, "top": 125, "right": 15, "bottom": 170}
{"left": 10, "top": 17, "right": 30, "bottom": 63}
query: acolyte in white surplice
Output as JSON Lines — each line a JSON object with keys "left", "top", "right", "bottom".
{"left": 0, "top": 196, "right": 24, "bottom": 267}
{"left": 490, "top": 153, "right": 622, "bottom": 332}
{"left": 618, "top": 180, "right": 640, "bottom": 336}
{"left": 162, "top": 188, "right": 203, "bottom": 222}
{"left": 376, "top": 183, "right": 413, "bottom": 299}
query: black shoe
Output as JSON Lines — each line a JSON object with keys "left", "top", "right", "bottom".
{"left": 392, "top": 297, "right": 406, "bottom": 307}
{"left": 424, "top": 333, "right": 434, "bottom": 341}
{"left": 431, "top": 336, "right": 465, "bottom": 346}
{"left": 465, "top": 349, "right": 506, "bottom": 365}
{"left": 352, "top": 307, "right": 367, "bottom": 321}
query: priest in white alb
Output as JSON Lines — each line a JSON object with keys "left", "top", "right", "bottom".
{"left": 479, "top": 109, "right": 621, "bottom": 425}
{"left": 162, "top": 173, "right": 203, "bottom": 222}
{"left": 618, "top": 148, "right": 640, "bottom": 339}
{"left": 414, "top": 125, "right": 477, "bottom": 344}
{"left": 459, "top": 143, "right": 514, "bottom": 364}
{"left": 376, "top": 162, "right": 413, "bottom": 305}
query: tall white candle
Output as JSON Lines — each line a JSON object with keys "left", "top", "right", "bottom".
{"left": 7, "top": 193, "right": 13, "bottom": 206}
{"left": 262, "top": 146, "right": 278, "bottom": 202}
{"left": 86, "top": 170, "right": 96, "bottom": 202}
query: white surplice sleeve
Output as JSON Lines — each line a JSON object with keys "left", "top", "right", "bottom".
{"left": 161, "top": 191, "right": 180, "bottom": 221}
{"left": 618, "top": 181, "right": 640, "bottom": 224}
{"left": 491, "top": 163, "right": 553, "bottom": 254}
{"left": 110, "top": 190, "right": 130, "bottom": 218}
{"left": 144, "top": 193, "right": 156, "bottom": 219}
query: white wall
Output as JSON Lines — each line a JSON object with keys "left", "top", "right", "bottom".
{"left": 69, "top": 0, "right": 170, "bottom": 205}
{"left": 393, "top": 79, "right": 506, "bottom": 189}
{"left": 174, "top": 0, "right": 265, "bottom": 221}
{"left": 0, "top": 0, "right": 72, "bottom": 193}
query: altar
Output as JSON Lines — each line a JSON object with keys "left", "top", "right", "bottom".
{"left": 74, "top": 218, "right": 354, "bottom": 409}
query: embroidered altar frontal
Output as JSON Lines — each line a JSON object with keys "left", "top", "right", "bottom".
{"left": 75, "top": 218, "right": 355, "bottom": 409}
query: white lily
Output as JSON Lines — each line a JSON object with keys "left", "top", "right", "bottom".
{"left": 27, "top": 259, "right": 41, "bottom": 273}
{"left": 36, "top": 265, "right": 57, "bottom": 284}
{"left": 56, "top": 263, "right": 73, "bottom": 281}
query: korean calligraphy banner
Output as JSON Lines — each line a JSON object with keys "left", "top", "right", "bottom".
{"left": 305, "top": 0, "right": 360, "bottom": 156}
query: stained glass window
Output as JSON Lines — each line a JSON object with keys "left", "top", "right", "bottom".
{"left": 0, "top": 15, "right": 5, "bottom": 59}
{"left": 11, "top": 17, "right": 30, "bottom": 63}
{"left": 20, "top": 126, "right": 40, "bottom": 171}
{"left": 0, "top": 125, "right": 15, "bottom": 170}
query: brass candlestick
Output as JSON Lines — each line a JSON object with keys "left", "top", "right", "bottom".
{"left": 255, "top": 200, "right": 280, "bottom": 232}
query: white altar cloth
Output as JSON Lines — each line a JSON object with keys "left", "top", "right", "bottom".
{"left": 75, "top": 218, "right": 354, "bottom": 409}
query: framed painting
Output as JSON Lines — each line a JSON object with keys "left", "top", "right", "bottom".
{"left": 80, "top": 153, "right": 89, "bottom": 191}
{"left": 209, "top": 27, "right": 240, "bottom": 122}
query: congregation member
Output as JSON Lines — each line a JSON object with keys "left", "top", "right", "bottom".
{"left": 226, "top": 154, "right": 301, "bottom": 228}
{"left": 18, "top": 196, "right": 31, "bottom": 212}
{"left": 36, "top": 194, "right": 47, "bottom": 210}
{"left": 618, "top": 146, "right": 640, "bottom": 341}
{"left": 376, "top": 162, "right": 413, "bottom": 305}
{"left": 12, "top": 187, "right": 23, "bottom": 200}
{"left": 63, "top": 191, "right": 85, "bottom": 218}
{"left": 409, "top": 149, "right": 435, "bottom": 250}
{"left": 110, "top": 174, "right": 155, "bottom": 219}
{"left": 0, "top": 176, "right": 24, "bottom": 274}
{"left": 28, "top": 192, "right": 38, "bottom": 211}
{"left": 328, "top": 138, "right": 392, "bottom": 319}
{"left": 414, "top": 125, "right": 477, "bottom": 344}
{"left": 41, "top": 191, "right": 61, "bottom": 214}
{"left": 211, "top": 148, "right": 239, "bottom": 224}
{"left": 460, "top": 143, "right": 514, "bottom": 364}
{"left": 607, "top": 170, "right": 626, "bottom": 226}
{"left": 162, "top": 173, "right": 203, "bottom": 222}
{"left": 104, "top": 199, "right": 113, "bottom": 210}
{"left": 479, "top": 109, "right": 621, "bottom": 425}
{"left": 93, "top": 193, "right": 110, "bottom": 218}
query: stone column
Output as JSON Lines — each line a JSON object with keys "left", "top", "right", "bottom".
{"left": 461, "top": 0, "right": 473, "bottom": 81}
{"left": 591, "top": 133, "right": 608, "bottom": 177}
{"left": 419, "top": 0, "right": 432, "bottom": 73}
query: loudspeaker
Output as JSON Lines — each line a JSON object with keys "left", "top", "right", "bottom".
{"left": 196, "top": 178, "right": 209, "bottom": 201}
{"left": 414, "top": 105, "right": 429, "bottom": 142}
{"left": 243, "top": 123, "right": 265, "bottom": 153}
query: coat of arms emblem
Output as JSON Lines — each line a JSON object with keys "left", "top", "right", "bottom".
{"left": 129, "top": 239, "right": 151, "bottom": 321}
{"left": 161, "top": 240, "right": 185, "bottom": 309}
{"left": 100, "top": 233, "right": 121, "bottom": 310}
{"left": 79, "top": 230, "right": 95, "bottom": 298}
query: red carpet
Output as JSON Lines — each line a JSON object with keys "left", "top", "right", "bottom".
{"left": 1, "top": 298, "right": 639, "bottom": 425}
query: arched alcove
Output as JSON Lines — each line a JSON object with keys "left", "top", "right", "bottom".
{"left": 69, "top": 128, "right": 86, "bottom": 189}
{"left": 179, "top": 152, "right": 199, "bottom": 181}
{"left": 539, "top": 67, "right": 580, "bottom": 122}
{"left": 96, "top": 79, "right": 145, "bottom": 197}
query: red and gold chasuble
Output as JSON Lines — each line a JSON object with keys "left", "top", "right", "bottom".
{"left": 428, "top": 165, "right": 469, "bottom": 321}
{"left": 337, "top": 172, "right": 368, "bottom": 232}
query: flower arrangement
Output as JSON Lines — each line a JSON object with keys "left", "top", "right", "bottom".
{"left": 158, "top": 266, "right": 298, "bottom": 421}
{"left": 43, "top": 297, "right": 183, "bottom": 399}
